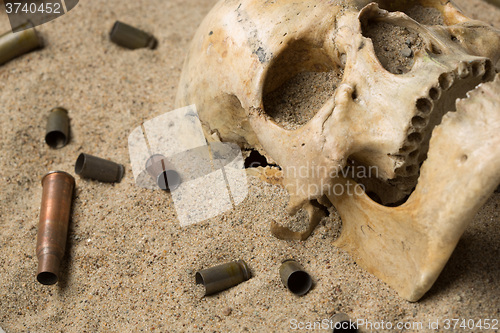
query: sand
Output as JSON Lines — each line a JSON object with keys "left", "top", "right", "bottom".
{"left": 0, "top": 0, "right": 499, "bottom": 332}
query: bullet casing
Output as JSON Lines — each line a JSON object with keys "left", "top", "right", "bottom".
{"left": 45, "top": 107, "right": 70, "bottom": 149}
{"left": 75, "top": 153, "right": 125, "bottom": 183}
{"left": 195, "top": 260, "right": 251, "bottom": 296}
{"left": 37, "top": 171, "right": 75, "bottom": 285}
{"left": 279, "top": 260, "right": 313, "bottom": 296}
{"left": 145, "top": 154, "right": 181, "bottom": 191}
{"left": 0, "top": 23, "right": 43, "bottom": 65}
{"left": 109, "top": 21, "right": 157, "bottom": 50}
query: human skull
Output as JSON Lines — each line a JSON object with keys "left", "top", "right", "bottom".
{"left": 176, "top": 0, "right": 500, "bottom": 301}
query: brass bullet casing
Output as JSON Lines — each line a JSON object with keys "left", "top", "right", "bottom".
{"left": 145, "top": 154, "right": 181, "bottom": 191}
{"left": 0, "top": 22, "right": 43, "bottom": 65}
{"left": 75, "top": 153, "right": 125, "bottom": 183}
{"left": 45, "top": 107, "right": 70, "bottom": 149}
{"left": 279, "top": 260, "right": 313, "bottom": 296}
{"left": 109, "top": 21, "right": 158, "bottom": 50}
{"left": 195, "top": 260, "right": 251, "bottom": 296}
{"left": 37, "top": 171, "right": 75, "bottom": 285}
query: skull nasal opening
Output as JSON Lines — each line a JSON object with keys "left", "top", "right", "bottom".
{"left": 262, "top": 39, "right": 342, "bottom": 130}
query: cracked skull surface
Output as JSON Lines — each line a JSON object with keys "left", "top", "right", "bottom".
{"left": 176, "top": 0, "right": 500, "bottom": 301}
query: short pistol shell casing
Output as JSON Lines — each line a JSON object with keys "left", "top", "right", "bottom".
{"left": 36, "top": 171, "right": 75, "bottom": 285}
{"left": 45, "top": 107, "right": 70, "bottom": 149}
{"left": 75, "top": 153, "right": 125, "bottom": 183}
{"left": 195, "top": 260, "right": 251, "bottom": 296}
{"left": 279, "top": 259, "right": 313, "bottom": 296}
{"left": 0, "top": 23, "right": 43, "bottom": 65}
{"left": 109, "top": 21, "right": 158, "bottom": 50}
{"left": 145, "top": 154, "right": 181, "bottom": 191}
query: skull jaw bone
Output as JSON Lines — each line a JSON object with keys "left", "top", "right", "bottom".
{"left": 328, "top": 75, "right": 500, "bottom": 301}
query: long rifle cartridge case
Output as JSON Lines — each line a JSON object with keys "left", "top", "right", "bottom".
{"left": 0, "top": 23, "right": 43, "bottom": 65}
{"left": 36, "top": 171, "right": 75, "bottom": 285}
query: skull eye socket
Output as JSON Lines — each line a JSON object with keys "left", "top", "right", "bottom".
{"left": 361, "top": 18, "right": 424, "bottom": 75}
{"left": 262, "top": 39, "right": 342, "bottom": 130}
{"left": 373, "top": 1, "right": 445, "bottom": 25}
{"left": 360, "top": 2, "right": 445, "bottom": 75}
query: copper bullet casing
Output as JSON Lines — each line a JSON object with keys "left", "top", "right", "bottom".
{"left": 36, "top": 171, "right": 75, "bottom": 285}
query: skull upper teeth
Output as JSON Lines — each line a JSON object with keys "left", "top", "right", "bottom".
{"left": 390, "top": 58, "right": 496, "bottom": 194}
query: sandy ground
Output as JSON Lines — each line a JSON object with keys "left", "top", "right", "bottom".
{"left": 0, "top": 0, "right": 499, "bottom": 332}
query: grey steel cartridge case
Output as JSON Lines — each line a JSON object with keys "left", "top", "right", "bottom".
{"left": 109, "top": 21, "right": 158, "bottom": 50}
{"left": 145, "top": 154, "right": 181, "bottom": 191}
{"left": 0, "top": 23, "right": 43, "bottom": 65}
{"left": 45, "top": 107, "right": 70, "bottom": 149}
{"left": 195, "top": 260, "right": 251, "bottom": 296}
{"left": 75, "top": 153, "right": 125, "bottom": 183}
{"left": 37, "top": 171, "right": 75, "bottom": 285}
{"left": 279, "top": 260, "right": 313, "bottom": 296}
